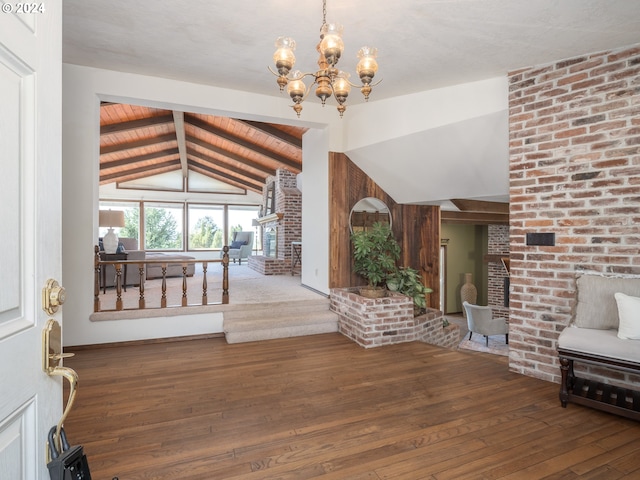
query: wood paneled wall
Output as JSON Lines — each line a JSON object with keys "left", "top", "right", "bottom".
{"left": 329, "top": 153, "right": 441, "bottom": 309}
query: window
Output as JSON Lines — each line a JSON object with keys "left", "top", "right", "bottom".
{"left": 99, "top": 201, "right": 140, "bottom": 247}
{"left": 188, "top": 204, "right": 224, "bottom": 250}
{"left": 228, "top": 205, "right": 260, "bottom": 251}
{"left": 99, "top": 201, "right": 260, "bottom": 252}
{"left": 144, "top": 203, "right": 183, "bottom": 250}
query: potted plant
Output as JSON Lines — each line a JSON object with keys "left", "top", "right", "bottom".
{"left": 386, "top": 266, "right": 433, "bottom": 316}
{"left": 351, "top": 222, "right": 401, "bottom": 298}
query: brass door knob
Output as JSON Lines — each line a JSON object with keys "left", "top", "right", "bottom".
{"left": 43, "top": 279, "right": 66, "bottom": 315}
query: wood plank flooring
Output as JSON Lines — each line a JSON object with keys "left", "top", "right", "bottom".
{"left": 63, "top": 333, "right": 640, "bottom": 479}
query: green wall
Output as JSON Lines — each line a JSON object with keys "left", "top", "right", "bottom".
{"left": 441, "top": 224, "right": 488, "bottom": 314}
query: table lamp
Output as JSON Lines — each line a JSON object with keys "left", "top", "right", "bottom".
{"left": 99, "top": 209, "right": 125, "bottom": 253}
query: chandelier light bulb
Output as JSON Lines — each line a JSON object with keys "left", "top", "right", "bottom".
{"left": 286, "top": 71, "right": 306, "bottom": 101}
{"left": 333, "top": 72, "right": 351, "bottom": 102}
{"left": 273, "top": 37, "right": 296, "bottom": 77}
{"left": 319, "top": 23, "right": 344, "bottom": 67}
{"left": 356, "top": 46, "right": 378, "bottom": 85}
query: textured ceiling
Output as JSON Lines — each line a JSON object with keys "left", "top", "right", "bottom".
{"left": 63, "top": 0, "right": 640, "bottom": 105}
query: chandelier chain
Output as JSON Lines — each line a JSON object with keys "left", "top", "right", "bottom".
{"left": 322, "top": 0, "right": 327, "bottom": 28}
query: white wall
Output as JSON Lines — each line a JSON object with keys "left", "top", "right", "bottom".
{"left": 343, "top": 77, "right": 510, "bottom": 205}
{"left": 343, "top": 77, "right": 508, "bottom": 151}
{"left": 62, "top": 64, "right": 336, "bottom": 346}
{"left": 301, "top": 127, "right": 330, "bottom": 294}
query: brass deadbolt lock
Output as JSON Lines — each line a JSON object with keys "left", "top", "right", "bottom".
{"left": 43, "top": 279, "right": 66, "bottom": 315}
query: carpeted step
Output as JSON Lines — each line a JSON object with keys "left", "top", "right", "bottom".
{"left": 223, "top": 299, "right": 338, "bottom": 344}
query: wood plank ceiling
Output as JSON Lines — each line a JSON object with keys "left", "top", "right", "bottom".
{"left": 100, "top": 103, "right": 307, "bottom": 194}
{"left": 100, "top": 103, "right": 508, "bottom": 224}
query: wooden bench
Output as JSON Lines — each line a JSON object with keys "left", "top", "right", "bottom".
{"left": 557, "top": 274, "right": 640, "bottom": 421}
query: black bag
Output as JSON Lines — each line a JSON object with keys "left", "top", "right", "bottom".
{"left": 47, "top": 426, "right": 92, "bottom": 480}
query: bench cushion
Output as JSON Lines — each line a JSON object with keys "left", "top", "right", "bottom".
{"left": 574, "top": 274, "right": 640, "bottom": 329}
{"left": 558, "top": 326, "right": 640, "bottom": 364}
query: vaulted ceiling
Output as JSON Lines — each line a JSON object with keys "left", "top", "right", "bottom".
{"left": 100, "top": 103, "right": 307, "bottom": 194}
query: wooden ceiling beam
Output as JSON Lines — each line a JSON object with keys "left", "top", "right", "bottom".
{"left": 100, "top": 133, "right": 177, "bottom": 155}
{"left": 441, "top": 210, "right": 509, "bottom": 225}
{"left": 173, "top": 111, "right": 189, "bottom": 179}
{"left": 185, "top": 113, "right": 301, "bottom": 172}
{"left": 100, "top": 114, "right": 175, "bottom": 136}
{"left": 190, "top": 160, "right": 262, "bottom": 193}
{"left": 186, "top": 135, "right": 275, "bottom": 177}
{"left": 100, "top": 148, "right": 180, "bottom": 170}
{"left": 236, "top": 120, "right": 302, "bottom": 148}
{"left": 451, "top": 199, "right": 509, "bottom": 214}
{"left": 100, "top": 159, "right": 180, "bottom": 183}
{"left": 188, "top": 150, "right": 266, "bottom": 185}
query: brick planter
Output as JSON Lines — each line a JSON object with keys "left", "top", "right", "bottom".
{"left": 417, "top": 311, "right": 461, "bottom": 349}
{"left": 330, "top": 287, "right": 459, "bottom": 349}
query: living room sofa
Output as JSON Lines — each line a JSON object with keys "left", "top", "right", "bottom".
{"left": 99, "top": 237, "right": 196, "bottom": 287}
{"left": 145, "top": 252, "right": 196, "bottom": 279}
{"left": 100, "top": 237, "right": 145, "bottom": 288}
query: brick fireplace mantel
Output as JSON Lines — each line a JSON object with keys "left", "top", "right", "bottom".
{"left": 257, "top": 213, "right": 283, "bottom": 225}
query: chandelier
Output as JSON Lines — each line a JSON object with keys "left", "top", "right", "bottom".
{"left": 269, "top": 0, "right": 380, "bottom": 118}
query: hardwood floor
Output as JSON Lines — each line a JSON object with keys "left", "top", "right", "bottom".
{"left": 63, "top": 333, "right": 640, "bottom": 479}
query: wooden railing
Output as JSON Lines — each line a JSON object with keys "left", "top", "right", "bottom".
{"left": 94, "top": 246, "right": 229, "bottom": 313}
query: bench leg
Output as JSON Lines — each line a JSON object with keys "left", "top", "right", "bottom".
{"left": 559, "top": 356, "right": 572, "bottom": 408}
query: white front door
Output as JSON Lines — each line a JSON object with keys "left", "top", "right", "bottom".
{"left": 0, "top": 3, "right": 63, "bottom": 479}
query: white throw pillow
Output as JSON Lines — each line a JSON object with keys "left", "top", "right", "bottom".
{"left": 614, "top": 292, "right": 640, "bottom": 340}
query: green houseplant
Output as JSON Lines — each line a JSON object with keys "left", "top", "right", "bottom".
{"left": 386, "top": 266, "right": 433, "bottom": 316}
{"left": 351, "top": 222, "right": 401, "bottom": 298}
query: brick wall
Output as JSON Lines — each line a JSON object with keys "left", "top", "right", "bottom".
{"left": 330, "top": 288, "right": 460, "bottom": 349}
{"left": 488, "top": 224, "right": 509, "bottom": 319}
{"left": 508, "top": 43, "right": 640, "bottom": 385}
{"left": 251, "top": 169, "right": 301, "bottom": 274}
{"left": 247, "top": 256, "right": 292, "bottom": 275}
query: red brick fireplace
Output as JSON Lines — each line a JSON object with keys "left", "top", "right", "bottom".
{"left": 248, "top": 169, "right": 302, "bottom": 275}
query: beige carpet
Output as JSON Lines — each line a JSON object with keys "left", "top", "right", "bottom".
{"left": 98, "top": 264, "right": 324, "bottom": 311}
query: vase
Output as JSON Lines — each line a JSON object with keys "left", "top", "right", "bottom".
{"left": 461, "top": 273, "right": 477, "bottom": 317}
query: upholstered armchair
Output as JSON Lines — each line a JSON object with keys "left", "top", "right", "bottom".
{"left": 462, "top": 301, "right": 509, "bottom": 346}
{"left": 224, "top": 231, "right": 254, "bottom": 265}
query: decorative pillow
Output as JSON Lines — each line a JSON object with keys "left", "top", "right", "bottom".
{"left": 614, "top": 292, "right": 640, "bottom": 340}
{"left": 116, "top": 242, "right": 126, "bottom": 254}
{"left": 230, "top": 240, "right": 244, "bottom": 249}
{"left": 574, "top": 274, "right": 640, "bottom": 329}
